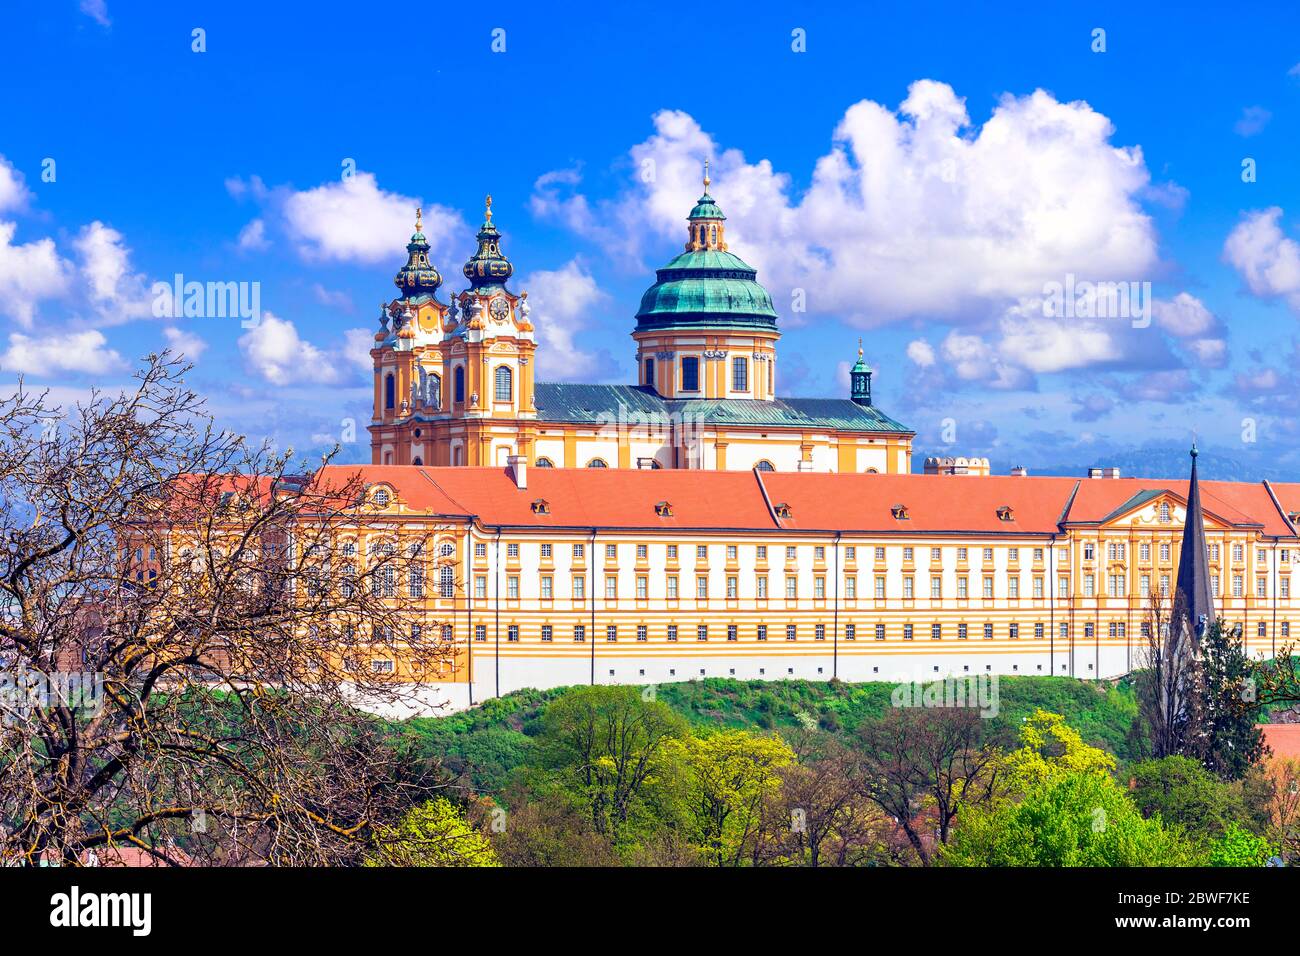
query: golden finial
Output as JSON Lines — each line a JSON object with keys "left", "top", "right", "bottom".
{"left": 858, "top": 337, "right": 864, "bottom": 359}
{"left": 703, "top": 159, "right": 711, "bottom": 191}
{"left": 414, "top": 206, "right": 422, "bottom": 231}
{"left": 485, "top": 194, "right": 493, "bottom": 223}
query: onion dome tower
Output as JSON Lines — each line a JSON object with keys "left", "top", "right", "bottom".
{"left": 462, "top": 195, "right": 514, "bottom": 292}
{"left": 393, "top": 207, "right": 443, "bottom": 299}
{"left": 632, "top": 162, "right": 780, "bottom": 400}
{"left": 850, "top": 341, "right": 873, "bottom": 406}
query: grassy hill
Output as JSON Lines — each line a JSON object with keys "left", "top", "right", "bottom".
{"left": 392, "top": 675, "right": 1141, "bottom": 793}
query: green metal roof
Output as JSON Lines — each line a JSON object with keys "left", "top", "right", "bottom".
{"left": 532, "top": 383, "right": 912, "bottom": 434}
{"left": 688, "top": 192, "right": 726, "bottom": 220}
{"left": 635, "top": 248, "right": 778, "bottom": 332}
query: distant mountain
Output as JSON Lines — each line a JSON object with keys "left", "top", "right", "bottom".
{"left": 1027, "top": 447, "right": 1299, "bottom": 483}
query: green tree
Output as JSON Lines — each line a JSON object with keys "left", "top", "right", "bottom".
{"left": 1002, "top": 709, "right": 1116, "bottom": 792}
{"left": 671, "top": 729, "right": 795, "bottom": 866}
{"left": 1199, "top": 621, "right": 1266, "bottom": 780}
{"left": 942, "top": 771, "right": 1205, "bottom": 867}
{"left": 1207, "top": 823, "right": 1275, "bottom": 867}
{"left": 1129, "top": 756, "right": 1247, "bottom": 838}
{"left": 365, "top": 798, "right": 499, "bottom": 867}
{"left": 535, "top": 686, "right": 688, "bottom": 842}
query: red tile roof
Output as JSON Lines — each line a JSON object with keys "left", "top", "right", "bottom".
{"left": 310, "top": 466, "right": 1300, "bottom": 537}
{"left": 1260, "top": 723, "right": 1300, "bottom": 761}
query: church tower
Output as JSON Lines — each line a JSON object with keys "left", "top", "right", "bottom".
{"left": 368, "top": 198, "right": 536, "bottom": 468}
{"left": 632, "top": 163, "right": 781, "bottom": 401}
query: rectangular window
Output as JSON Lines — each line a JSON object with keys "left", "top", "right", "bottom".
{"left": 644, "top": 357, "right": 655, "bottom": 385}
{"left": 573, "top": 625, "right": 585, "bottom": 642}
{"left": 507, "top": 542, "right": 519, "bottom": 559}
{"left": 903, "top": 547, "right": 914, "bottom": 562}
{"left": 698, "top": 624, "right": 708, "bottom": 641}
{"left": 814, "top": 577, "right": 826, "bottom": 599}
{"left": 732, "top": 356, "right": 748, "bottom": 391}
{"left": 668, "top": 625, "right": 678, "bottom": 642}
{"left": 983, "top": 577, "right": 994, "bottom": 599}
{"left": 573, "top": 576, "right": 585, "bottom": 600}
{"left": 727, "top": 624, "right": 738, "bottom": 641}
{"left": 931, "top": 623, "right": 941, "bottom": 640}
{"left": 474, "top": 624, "right": 487, "bottom": 642}
{"left": 875, "top": 623, "right": 886, "bottom": 640}
{"left": 815, "top": 545, "right": 826, "bottom": 561}
{"left": 636, "top": 576, "right": 648, "bottom": 599}
{"left": 875, "top": 576, "right": 886, "bottom": 599}
{"left": 606, "top": 544, "right": 617, "bottom": 560}
{"left": 845, "top": 623, "right": 856, "bottom": 640}
{"left": 697, "top": 545, "right": 708, "bottom": 561}
{"left": 636, "top": 544, "right": 647, "bottom": 560}
{"left": 697, "top": 576, "right": 709, "bottom": 599}
{"left": 1282, "top": 578, "right": 1290, "bottom": 599}
{"left": 508, "top": 624, "right": 519, "bottom": 643}
{"left": 875, "top": 546, "right": 886, "bottom": 562}
{"left": 786, "top": 576, "right": 798, "bottom": 598}
{"left": 1033, "top": 548, "right": 1044, "bottom": 562}
{"left": 667, "top": 576, "right": 679, "bottom": 599}
{"left": 756, "top": 545, "right": 768, "bottom": 561}
{"left": 1059, "top": 576, "right": 1069, "bottom": 599}
{"left": 815, "top": 624, "right": 826, "bottom": 641}
{"left": 726, "top": 544, "right": 738, "bottom": 561}
{"left": 1257, "top": 577, "right": 1268, "bottom": 598}
{"left": 474, "top": 575, "right": 487, "bottom": 599}
{"left": 845, "top": 576, "right": 856, "bottom": 599}
{"left": 475, "top": 542, "right": 487, "bottom": 558}
{"left": 757, "top": 576, "right": 768, "bottom": 598}
{"left": 1009, "top": 623, "right": 1019, "bottom": 640}
{"left": 605, "top": 575, "right": 617, "bottom": 599}
{"left": 983, "top": 623, "right": 993, "bottom": 640}
{"left": 681, "top": 356, "right": 700, "bottom": 391}
{"left": 541, "top": 576, "right": 553, "bottom": 599}
{"left": 757, "top": 624, "right": 767, "bottom": 641}
{"left": 1008, "top": 577, "right": 1019, "bottom": 599}
{"left": 845, "top": 546, "right": 856, "bottom": 560}
{"left": 958, "top": 623, "right": 968, "bottom": 640}
{"left": 1209, "top": 574, "right": 1218, "bottom": 596}
{"left": 637, "top": 625, "right": 648, "bottom": 642}
{"left": 903, "top": 577, "right": 914, "bottom": 599}
{"left": 541, "top": 543, "right": 553, "bottom": 559}
{"left": 507, "top": 576, "right": 519, "bottom": 599}
{"left": 957, "top": 577, "right": 968, "bottom": 599}
{"left": 786, "top": 624, "right": 797, "bottom": 641}
{"left": 1232, "top": 575, "right": 1243, "bottom": 598}
{"left": 667, "top": 544, "right": 678, "bottom": 560}
{"left": 931, "top": 576, "right": 942, "bottom": 599}
{"left": 957, "top": 547, "right": 968, "bottom": 562}
{"left": 786, "top": 546, "right": 797, "bottom": 561}
{"left": 1009, "top": 547, "right": 1019, "bottom": 562}
{"left": 541, "top": 625, "right": 553, "bottom": 642}
{"left": 573, "top": 543, "right": 585, "bottom": 560}
{"left": 903, "top": 624, "right": 913, "bottom": 640}
{"left": 727, "top": 576, "right": 738, "bottom": 598}
{"left": 1033, "top": 577, "right": 1043, "bottom": 599}
{"left": 606, "top": 625, "right": 617, "bottom": 642}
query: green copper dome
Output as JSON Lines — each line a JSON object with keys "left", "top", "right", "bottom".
{"left": 635, "top": 190, "right": 778, "bottom": 333}
{"left": 393, "top": 208, "right": 443, "bottom": 298}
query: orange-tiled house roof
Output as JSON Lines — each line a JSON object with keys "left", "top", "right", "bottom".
{"left": 1260, "top": 723, "right": 1300, "bottom": 761}
{"left": 310, "top": 466, "right": 1300, "bottom": 537}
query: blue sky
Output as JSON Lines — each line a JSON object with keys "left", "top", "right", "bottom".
{"left": 3, "top": 1, "right": 1300, "bottom": 475}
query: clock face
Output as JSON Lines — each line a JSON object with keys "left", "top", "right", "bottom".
{"left": 489, "top": 298, "right": 510, "bottom": 321}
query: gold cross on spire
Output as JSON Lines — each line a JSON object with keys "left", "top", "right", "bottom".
{"left": 485, "top": 194, "right": 493, "bottom": 223}
{"left": 703, "top": 159, "right": 711, "bottom": 191}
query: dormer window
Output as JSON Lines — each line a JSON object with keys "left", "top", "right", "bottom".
{"left": 1159, "top": 502, "right": 1171, "bottom": 523}
{"left": 891, "top": 504, "right": 909, "bottom": 520}
{"left": 372, "top": 488, "right": 390, "bottom": 509}
{"left": 997, "top": 505, "right": 1014, "bottom": 522}
{"left": 655, "top": 501, "right": 673, "bottom": 518}
{"left": 774, "top": 502, "right": 792, "bottom": 519}
{"left": 531, "top": 499, "right": 550, "bottom": 515}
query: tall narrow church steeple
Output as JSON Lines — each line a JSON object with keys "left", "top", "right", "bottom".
{"left": 462, "top": 194, "right": 514, "bottom": 291}
{"left": 1175, "top": 442, "right": 1216, "bottom": 642}
{"left": 393, "top": 206, "right": 443, "bottom": 298}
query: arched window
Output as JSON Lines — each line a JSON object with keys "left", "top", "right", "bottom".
{"left": 587, "top": 458, "right": 609, "bottom": 468}
{"left": 710, "top": 225, "right": 717, "bottom": 245}
{"left": 384, "top": 374, "right": 395, "bottom": 410}
{"left": 755, "top": 460, "right": 775, "bottom": 472}
{"left": 494, "top": 365, "right": 513, "bottom": 403}
{"left": 454, "top": 366, "right": 465, "bottom": 403}
{"left": 412, "top": 457, "right": 423, "bottom": 466}
{"left": 535, "top": 457, "right": 555, "bottom": 468}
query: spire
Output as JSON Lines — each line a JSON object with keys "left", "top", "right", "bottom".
{"left": 462, "top": 193, "right": 514, "bottom": 290}
{"left": 703, "top": 159, "right": 711, "bottom": 192}
{"left": 393, "top": 205, "right": 442, "bottom": 298}
{"left": 1175, "top": 442, "right": 1215, "bottom": 643}
{"left": 685, "top": 164, "right": 727, "bottom": 251}
{"left": 850, "top": 339, "right": 873, "bottom": 406}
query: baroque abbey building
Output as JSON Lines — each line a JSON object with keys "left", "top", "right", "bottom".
{"left": 340, "top": 175, "right": 1300, "bottom": 713}
{"left": 368, "top": 171, "right": 915, "bottom": 474}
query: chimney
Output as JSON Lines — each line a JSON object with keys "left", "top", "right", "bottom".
{"left": 507, "top": 455, "right": 526, "bottom": 489}
{"left": 1088, "top": 466, "right": 1121, "bottom": 479}
{"left": 1010, "top": 466, "right": 1028, "bottom": 477}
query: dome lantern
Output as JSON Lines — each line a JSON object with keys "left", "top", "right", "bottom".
{"left": 393, "top": 206, "right": 443, "bottom": 298}
{"left": 462, "top": 194, "right": 514, "bottom": 291}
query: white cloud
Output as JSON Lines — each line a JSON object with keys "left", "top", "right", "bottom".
{"left": 1234, "top": 106, "right": 1271, "bottom": 137}
{"left": 279, "top": 171, "right": 463, "bottom": 265}
{"left": 238, "top": 312, "right": 366, "bottom": 386}
{"left": 237, "top": 218, "right": 269, "bottom": 252}
{"left": 522, "top": 259, "right": 611, "bottom": 381}
{"left": 1154, "top": 292, "right": 1216, "bottom": 337}
{"left": 0, "top": 222, "right": 71, "bottom": 327}
{"left": 0, "top": 329, "right": 124, "bottom": 375}
{"left": 535, "top": 84, "right": 1164, "bottom": 330}
{"left": 342, "top": 327, "right": 376, "bottom": 376}
{"left": 163, "top": 326, "right": 207, "bottom": 361}
{"left": 80, "top": 0, "right": 110, "bottom": 27}
{"left": 1224, "top": 207, "right": 1300, "bottom": 312}
{"left": 905, "top": 339, "right": 936, "bottom": 367}
{"left": 71, "top": 221, "right": 155, "bottom": 326}
{"left": 0, "top": 155, "right": 32, "bottom": 214}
